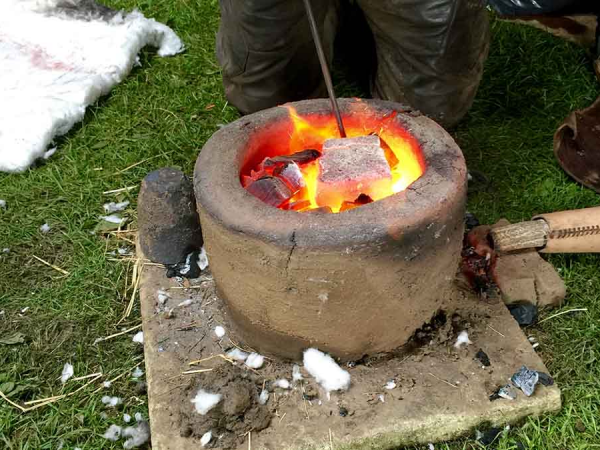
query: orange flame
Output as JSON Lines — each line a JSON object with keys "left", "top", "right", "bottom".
{"left": 242, "top": 103, "right": 426, "bottom": 213}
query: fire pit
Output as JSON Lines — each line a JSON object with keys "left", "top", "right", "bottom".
{"left": 194, "top": 98, "right": 467, "bottom": 360}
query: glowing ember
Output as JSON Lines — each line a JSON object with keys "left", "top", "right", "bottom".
{"left": 242, "top": 104, "right": 426, "bottom": 213}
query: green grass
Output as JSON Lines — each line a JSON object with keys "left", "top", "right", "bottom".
{"left": 1, "top": 1, "right": 599, "bottom": 448}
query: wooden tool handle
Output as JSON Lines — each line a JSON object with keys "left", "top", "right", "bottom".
{"left": 491, "top": 206, "right": 600, "bottom": 253}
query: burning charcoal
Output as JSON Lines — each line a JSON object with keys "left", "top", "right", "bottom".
{"left": 370, "top": 132, "right": 399, "bottom": 168}
{"left": 511, "top": 365, "right": 540, "bottom": 397}
{"left": 507, "top": 302, "right": 538, "bottom": 326}
{"left": 318, "top": 136, "right": 392, "bottom": 207}
{"left": 287, "top": 200, "right": 312, "bottom": 211}
{"left": 475, "top": 349, "right": 491, "bottom": 367}
{"left": 537, "top": 372, "right": 554, "bottom": 386}
{"left": 246, "top": 176, "right": 293, "bottom": 208}
{"left": 307, "top": 206, "right": 333, "bottom": 214}
{"left": 273, "top": 162, "right": 305, "bottom": 193}
{"left": 264, "top": 149, "right": 321, "bottom": 167}
{"left": 339, "top": 194, "right": 374, "bottom": 212}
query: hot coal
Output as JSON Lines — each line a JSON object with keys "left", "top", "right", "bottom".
{"left": 287, "top": 200, "right": 312, "bottom": 211}
{"left": 511, "top": 365, "right": 539, "bottom": 397}
{"left": 475, "top": 349, "right": 491, "bottom": 367}
{"left": 273, "top": 162, "right": 305, "bottom": 192}
{"left": 246, "top": 176, "right": 293, "bottom": 208}
{"left": 507, "top": 302, "right": 538, "bottom": 326}
{"left": 263, "top": 149, "right": 321, "bottom": 167}
{"left": 339, "top": 194, "right": 374, "bottom": 212}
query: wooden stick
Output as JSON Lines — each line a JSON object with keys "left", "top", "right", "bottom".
{"left": 32, "top": 255, "right": 69, "bottom": 275}
{"left": 103, "top": 185, "right": 138, "bottom": 195}
{"left": 182, "top": 369, "right": 214, "bottom": 375}
{"left": 94, "top": 323, "right": 141, "bottom": 344}
{"left": 428, "top": 372, "right": 458, "bottom": 389}
{"left": 71, "top": 372, "right": 103, "bottom": 381}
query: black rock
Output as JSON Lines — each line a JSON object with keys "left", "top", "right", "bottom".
{"left": 537, "top": 371, "right": 554, "bottom": 386}
{"left": 339, "top": 406, "right": 348, "bottom": 417}
{"left": 138, "top": 168, "right": 203, "bottom": 265}
{"left": 507, "top": 302, "right": 538, "bottom": 326}
{"left": 166, "top": 250, "right": 202, "bottom": 279}
{"left": 477, "top": 427, "right": 503, "bottom": 446}
{"left": 465, "top": 211, "right": 480, "bottom": 230}
{"left": 475, "top": 349, "right": 491, "bottom": 367}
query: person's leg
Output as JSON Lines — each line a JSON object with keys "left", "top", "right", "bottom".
{"left": 356, "top": 0, "right": 490, "bottom": 128}
{"left": 216, "top": 0, "right": 339, "bottom": 115}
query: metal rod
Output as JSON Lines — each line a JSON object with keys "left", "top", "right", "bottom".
{"left": 302, "top": 0, "right": 346, "bottom": 138}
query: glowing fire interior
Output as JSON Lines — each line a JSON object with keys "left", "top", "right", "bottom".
{"left": 241, "top": 104, "right": 426, "bottom": 213}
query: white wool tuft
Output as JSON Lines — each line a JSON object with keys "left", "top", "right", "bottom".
{"left": 0, "top": 200, "right": 6, "bottom": 208}
{"left": 123, "top": 420, "right": 150, "bottom": 449}
{"left": 0, "top": 2, "right": 184, "bottom": 173}
{"left": 60, "top": 362, "right": 74, "bottom": 383}
{"left": 200, "top": 430, "right": 213, "bottom": 447}
{"left": 453, "top": 330, "right": 472, "bottom": 349}
{"left": 258, "top": 389, "right": 269, "bottom": 405}
{"left": 100, "top": 412, "right": 108, "bottom": 420}
{"left": 134, "top": 412, "right": 143, "bottom": 422}
{"left": 226, "top": 348, "right": 248, "bottom": 362}
{"left": 132, "top": 331, "right": 144, "bottom": 344}
{"left": 103, "top": 201, "right": 129, "bottom": 213}
{"left": 40, "top": 223, "right": 51, "bottom": 233}
{"left": 303, "top": 348, "right": 351, "bottom": 393}
{"left": 245, "top": 353, "right": 264, "bottom": 369}
{"left": 43, "top": 147, "right": 57, "bottom": 159}
{"left": 177, "top": 299, "right": 193, "bottom": 308}
{"left": 191, "top": 389, "right": 222, "bottom": 415}
{"left": 428, "top": 444, "right": 435, "bottom": 450}
{"left": 157, "top": 290, "right": 170, "bottom": 305}
{"left": 292, "top": 364, "right": 303, "bottom": 382}
{"left": 123, "top": 413, "right": 132, "bottom": 423}
{"left": 132, "top": 367, "right": 144, "bottom": 379}
{"left": 100, "top": 214, "right": 125, "bottom": 224}
{"left": 273, "top": 379, "right": 291, "bottom": 390}
{"left": 103, "top": 424, "right": 122, "bottom": 441}
{"left": 384, "top": 380, "right": 396, "bottom": 390}
{"left": 101, "top": 395, "right": 122, "bottom": 407}
{"left": 214, "top": 326, "right": 225, "bottom": 338}
{"left": 103, "top": 380, "right": 112, "bottom": 388}
{"left": 198, "top": 247, "right": 209, "bottom": 271}
{"left": 378, "top": 394, "right": 385, "bottom": 403}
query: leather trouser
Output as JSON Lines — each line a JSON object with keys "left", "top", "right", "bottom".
{"left": 216, "top": 0, "right": 490, "bottom": 128}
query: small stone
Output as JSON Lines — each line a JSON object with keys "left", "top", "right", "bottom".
{"left": 138, "top": 168, "right": 203, "bottom": 265}
{"left": 339, "top": 406, "right": 348, "bottom": 417}
{"left": 507, "top": 302, "right": 538, "bottom": 326}
{"left": 511, "top": 366, "right": 540, "bottom": 397}
{"left": 537, "top": 371, "right": 554, "bottom": 386}
{"left": 575, "top": 419, "right": 586, "bottom": 433}
{"left": 475, "top": 349, "right": 491, "bottom": 367}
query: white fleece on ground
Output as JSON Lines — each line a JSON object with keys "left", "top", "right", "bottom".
{"left": 191, "top": 389, "right": 221, "bottom": 415}
{"left": 303, "top": 348, "right": 351, "bottom": 393}
{"left": 0, "top": 0, "right": 183, "bottom": 173}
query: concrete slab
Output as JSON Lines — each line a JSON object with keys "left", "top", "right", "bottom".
{"left": 139, "top": 259, "right": 561, "bottom": 450}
